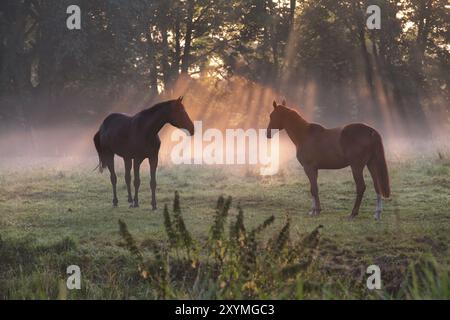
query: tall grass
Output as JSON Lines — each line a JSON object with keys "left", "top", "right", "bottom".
{"left": 401, "top": 257, "right": 450, "bottom": 299}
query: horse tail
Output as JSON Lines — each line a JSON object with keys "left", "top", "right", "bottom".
{"left": 93, "top": 130, "right": 106, "bottom": 173}
{"left": 372, "top": 134, "right": 390, "bottom": 198}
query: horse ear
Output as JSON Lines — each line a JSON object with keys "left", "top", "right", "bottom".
{"left": 178, "top": 96, "right": 183, "bottom": 102}
{"left": 273, "top": 100, "right": 277, "bottom": 109}
{"left": 282, "top": 100, "right": 286, "bottom": 106}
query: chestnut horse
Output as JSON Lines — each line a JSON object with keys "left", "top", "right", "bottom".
{"left": 93, "top": 97, "right": 194, "bottom": 210}
{"left": 267, "top": 101, "right": 390, "bottom": 220}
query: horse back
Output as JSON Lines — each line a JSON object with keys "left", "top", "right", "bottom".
{"left": 98, "top": 112, "right": 160, "bottom": 158}
{"left": 340, "top": 123, "right": 380, "bottom": 146}
{"left": 100, "top": 113, "right": 132, "bottom": 138}
{"left": 97, "top": 113, "right": 133, "bottom": 154}
{"left": 340, "top": 123, "right": 381, "bottom": 162}
{"left": 299, "top": 124, "right": 348, "bottom": 169}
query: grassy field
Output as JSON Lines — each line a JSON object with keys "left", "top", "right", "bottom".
{"left": 0, "top": 155, "right": 449, "bottom": 299}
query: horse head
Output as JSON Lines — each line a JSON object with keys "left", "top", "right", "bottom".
{"left": 266, "top": 100, "right": 286, "bottom": 139}
{"left": 169, "top": 96, "right": 195, "bottom": 136}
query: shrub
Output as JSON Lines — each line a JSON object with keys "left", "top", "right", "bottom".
{"left": 118, "top": 192, "right": 324, "bottom": 299}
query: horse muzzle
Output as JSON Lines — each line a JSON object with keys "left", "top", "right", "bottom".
{"left": 187, "top": 124, "right": 195, "bottom": 136}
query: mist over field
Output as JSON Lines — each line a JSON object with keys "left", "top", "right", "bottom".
{"left": 0, "top": 74, "right": 448, "bottom": 166}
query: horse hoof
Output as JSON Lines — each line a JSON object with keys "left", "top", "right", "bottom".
{"left": 152, "top": 206, "right": 157, "bottom": 211}
{"left": 348, "top": 214, "right": 357, "bottom": 220}
{"left": 374, "top": 211, "right": 381, "bottom": 220}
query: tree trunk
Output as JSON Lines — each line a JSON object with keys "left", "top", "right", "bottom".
{"left": 412, "top": 0, "right": 433, "bottom": 79}
{"left": 406, "top": 0, "right": 433, "bottom": 135}
{"left": 36, "top": 1, "right": 57, "bottom": 99}
{"left": 269, "top": 2, "right": 279, "bottom": 86}
{"left": 289, "top": 0, "right": 296, "bottom": 27}
{"left": 354, "top": 1, "right": 379, "bottom": 121}
{"left": 161, "top": 23, "right": 170, "bottom": 91}
{"left": 181, "top": 0, "right": 195, "bottom": 74}
{"left": 147, "top": 32, "right": 159, "bottom": 98}
{"left": 358, "top": 28, "right": 380, "bottom": 115}
{"left": 172, "top": 9, "right": 181, "bottom": 82}
{"left": 268, "top": 0, "right": 279, "bottom": 85}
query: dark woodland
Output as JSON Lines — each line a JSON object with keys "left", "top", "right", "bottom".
{"left": 0, "top": 0, "right": 448, "bottom": 140}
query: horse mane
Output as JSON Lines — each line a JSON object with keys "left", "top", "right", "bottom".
{"left": 279, "top": 105, "right": 309, "bottom": 126}
{"left": 139, "top": 99, "right": 175, "bottom": 116}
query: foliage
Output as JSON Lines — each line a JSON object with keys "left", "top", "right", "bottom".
{"left": 118, "top": 192, "right": 325, "bottom": 299}
{"left": 0, "top": 0, "right": 447, "bottom": 132}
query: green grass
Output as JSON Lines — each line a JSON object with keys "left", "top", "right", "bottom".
{"left": 0, "top": 156, "right": 449, "bottom": 299}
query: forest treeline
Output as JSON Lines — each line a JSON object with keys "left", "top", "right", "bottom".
{"left": 0, "top": 0, "right": 448, "bottom": 134}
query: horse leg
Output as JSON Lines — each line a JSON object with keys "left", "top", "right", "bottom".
{"left": 304, "top": 166, "right": 321, "bottom": 216}
{"left": 368, "top": 160, "right": 382, "bottom": 220}
{"left": 349, "top": 164, "right": 366, "bottom": 219}
{"left": 149, "top": 155, "right": 158, "bottom": 210}
{"left": 106, "top": 156, "right": 118, "bottom": 207}
{"left": 131, "top": 158, "right": 144, "bottom": 208}
{"left": 124, "top": 158, "right": 133, "bottom": 204}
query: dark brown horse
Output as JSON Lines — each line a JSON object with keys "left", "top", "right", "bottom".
{"left": 93, "top": 97, "right": 194, "bottom": 210}
{"left": 267, "top": 100, "right": 390, "bottom": 220}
